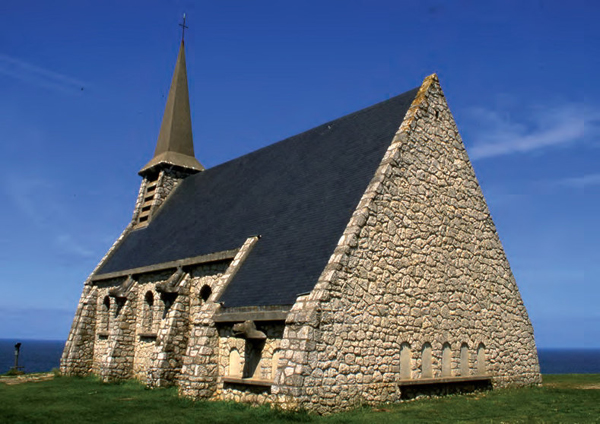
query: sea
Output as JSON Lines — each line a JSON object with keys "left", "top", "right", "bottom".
{"left": 0, "top": 339, "right": 599, "bottom": 375}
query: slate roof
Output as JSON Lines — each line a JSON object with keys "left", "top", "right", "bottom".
{"left": 97, "top": 87, "right": 419, "bottom": 307}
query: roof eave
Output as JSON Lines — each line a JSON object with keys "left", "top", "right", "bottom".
{"left": 138, "top": 151, "right": 205, "bottom": 176}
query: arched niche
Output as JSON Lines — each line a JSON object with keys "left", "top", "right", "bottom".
{"left": 229, "top": 348, "right": 241, "bottom": 377}
{"left": 400, "top": 342, "right": 412, "bottom": 379}
{"left": 421, "top": 342, "right": 433, "bottom": 378}
{"left": 460, "top": 343, "right": 469, "bottom": 376}
{"left": 476, "top": 343, "right": 486, "bottom": 375}
{"left": 271, "top": 349, "right": 281, "bottom": 381}
{"left": 441, "top": 343, "right": 452, "bottom": 377}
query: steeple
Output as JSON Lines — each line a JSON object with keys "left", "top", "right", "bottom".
{"left": 139, "top": 39, "right": 204, "bottom": 175}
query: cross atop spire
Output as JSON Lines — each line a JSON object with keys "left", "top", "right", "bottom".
{"left": 179, "top": 13, "right": 188, "bottom": 42}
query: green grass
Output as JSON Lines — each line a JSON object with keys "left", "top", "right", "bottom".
{"left": 0, "top": 374, "right": 598, "bottom": 423}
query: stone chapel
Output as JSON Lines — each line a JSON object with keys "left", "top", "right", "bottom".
{"left": 61, "top": 39, "right": 541, "bottom": 413}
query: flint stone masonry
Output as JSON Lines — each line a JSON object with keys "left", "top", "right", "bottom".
{"left": 271, "top": 75, "right": 540, "bottom": 413}
{"left": 62, "top": 68, "right": 541, "bottom": 414}
{"left": 151, "top": 168, "right": 192, "bottom": 213}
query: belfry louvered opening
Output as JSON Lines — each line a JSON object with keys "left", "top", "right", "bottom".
{"left": 137, "top": 176, "right": 158, "bottom": 225}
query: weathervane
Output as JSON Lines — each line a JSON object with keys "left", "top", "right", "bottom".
{"left": 179, "top": 13, "right": 188, "bottom": 42}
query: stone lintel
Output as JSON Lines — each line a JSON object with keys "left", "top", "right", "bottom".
{"left": 91, "top": 249, "right": 239, "bottom": 282}
{"left": 397, "top": 375, "right": 491, "bottom": 386}
{"left": 214, "top": 306, "right": 291, "bottom": 323}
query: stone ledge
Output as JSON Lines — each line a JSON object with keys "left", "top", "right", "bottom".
{"left": 214, "top": 308, "right": 290, "bottom": 323}
{"left": 397, "top": 375, "right": 491, "bottom": 386}
{"left": 91, "top": 249, "right": 238, "bottom": 281}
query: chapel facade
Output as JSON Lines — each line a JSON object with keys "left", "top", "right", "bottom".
{"left": 61, "top": 39, "right": 541, "bottom": 413}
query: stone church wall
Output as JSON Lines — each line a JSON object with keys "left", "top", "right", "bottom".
{"left": 273, "top": 75, "right": 541, "bottom": 413}
{"left": 62, "top": 160, "right": 194, "bottom": 376}
{"left": 178, "top": 237, "right": 258, "bottom": 399}
{"left": 63, "top": 262, "right": 229, "bottom": 383}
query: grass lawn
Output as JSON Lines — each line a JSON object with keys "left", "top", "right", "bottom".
{"left": 0, "top": 374, "right": 598, "bottom": 423}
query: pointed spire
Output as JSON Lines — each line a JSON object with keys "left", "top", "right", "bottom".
{"left": 139, "top": 39, "right": 204, "bottom": 175}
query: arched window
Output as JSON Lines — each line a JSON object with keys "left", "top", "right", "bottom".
{"left": 441, "top": 343, "right": 452, "bottom": 377}
{"left": 102, "top": 296, "right": 110, "bottom": 332}
{"left": 421, "top": 342, "right": 432, "bottom": 378}
{"left": 200, "top": 285, "right": 212, "bottom": 303}
{"left": 400, "top": 342, "right": 412, "bottom": 379}
{"left": 476, "top": 343, "right": 486, "bottom": 375}
{"left": 229, "top": 348, "right": 241, "bottom": 377}
{"left": 460, "top": 343, "right": 469, "bottom": 376}
{"left": 144, "top": 291, "right": 154, "bottom": 332}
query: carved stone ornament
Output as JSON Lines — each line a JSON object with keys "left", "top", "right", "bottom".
{"left": 232, "top": 320, "right": 266, "bottom": 340}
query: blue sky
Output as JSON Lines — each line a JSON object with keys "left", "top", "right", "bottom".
{"left": 0, "top": 1, "right": 596, "bottom": 348}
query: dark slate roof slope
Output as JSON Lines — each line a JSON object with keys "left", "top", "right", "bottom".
{"left": 97, "top": 87, "right": 419, "bottom": 307}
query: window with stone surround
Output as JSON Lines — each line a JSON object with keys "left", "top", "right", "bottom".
{"left": 199, "top": 285, "right": 212, "bottom": 303}
{"left": 114, "top": 298, "right": 126, "bottom": 318}
{"left": 441, "top": 343, "right": 452, "bottom": 377}
{"left": 460, "top": 343, "right": 469, "bottom": 376}
{"left": 161, "top": 293, "right": 176, "bottom": 319}
{"left": 400, "top": 342, "right": 412, "bottom": 379}
{"left": 421, "top": 342, "right": 433, "bottom": 378}
{"left": 143, "top": 291, "right": 154, "bottom": 332}
{"left": 243, "top": 339, "right": 265, "bottom": 379}
{"left": 476, "top": 343, "right": 486, "bottom": 375}
{"left": 100, "top": 296, "right": 110, "bottom": 334}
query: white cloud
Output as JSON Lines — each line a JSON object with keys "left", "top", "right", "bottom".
{"left": 2, "top": 174, "right": 96, "bottom": 259}
{"left": 55, "top": 234, "right": 95, "bottom": 258}
{"left": 0, "top": 53, "right": 87, "bottom": 93}
{"left": 466, "top": 104, "right": 599, "bottom": 160}
{"left": 3, "top": 176, "right": 56, "bottom": 227}
{"left": 556, "top": 173, "right": 600, "bottom": 188}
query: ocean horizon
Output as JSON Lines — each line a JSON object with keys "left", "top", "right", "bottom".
{"left": 1, "top": 339, "right": 599, "bottom": 375}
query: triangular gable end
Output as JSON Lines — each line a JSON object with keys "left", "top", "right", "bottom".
{"left": 270, "top": 74, "right": 541, "bottom": 411}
